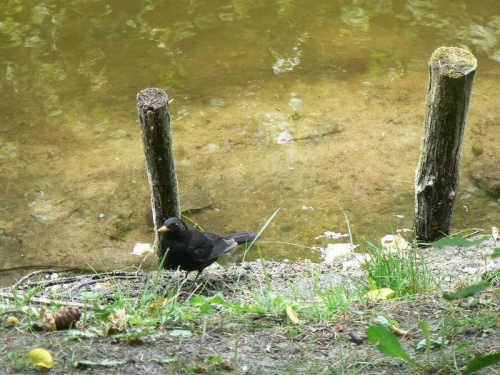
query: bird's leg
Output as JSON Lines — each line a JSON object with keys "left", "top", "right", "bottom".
{"left": 192, "top": 270, "right": 202, "bottom": 285}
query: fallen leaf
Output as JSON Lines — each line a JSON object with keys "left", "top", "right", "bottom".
{"left": 148, "top": 298, "right": 166, "bottom": 313}
{"left": 108, "top": 308, "right": 130, "bottom": 331}
{"left": 389, "top": 324, "right": 410, "bottom": 336}
{"left": 6, "top": 317, "right": 20, "bottom": 325}
{"left": 194, "top": 364, "right": 208, "bottom": 373}
{"left": 27, "top": 348, "right": 56, "bottom": 368}
{"left": 364, "top": 288, "right": 395, "bottom": 300}
{"left": 40, "top": 306, "right": 57, "bottom": 331}
{"left": 285, "top": 304, "right": 300, "bottom": 324}
{"left": 219, "top": 359, "right": 234, "bottom": 370}
{"left": 335, "top": 323, "right": 346, "bottom": 332}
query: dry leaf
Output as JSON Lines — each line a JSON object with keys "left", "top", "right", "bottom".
{"left": 388, "top": 324, "right": 410, "bottom": 336}
{"left": 148, "top": 297, "right": 167, "bottom": 313}
{"left": 6, "top": 316, "right": 20, "bottom": 325}
{"left": 40, "top": 306, "right": 57, "bottom": 331}
{"left": 27, "top": 348, "right": 56, "bottom": 368}
{"left": 108, "top": 308, "right": 130, "bottom": 330}
{"left": 335, "top": 323, "right": 346, "bottom": 332}
{"left": 219, "top": 359, "right": 234, "bottom": 371}
{"left": 364, "top": 288, "right": 396, "bottom": 300}
{"left": 285, "top": 304, "right": 300, "bottom": 324}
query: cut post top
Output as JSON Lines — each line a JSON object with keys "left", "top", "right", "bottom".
{"left": 430, "top": 47, "right": 477, "bottom": 78}
{"left": 137, "top": 87, "right": 169, "bottom": 110}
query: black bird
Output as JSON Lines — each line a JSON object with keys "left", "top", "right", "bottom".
{"left": 158, "top": 217, "right": 259, "bottom": 282}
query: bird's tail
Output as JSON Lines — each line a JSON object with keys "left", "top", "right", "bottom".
{"left": 225, "top": 231, "right": 260, "bottom": 245}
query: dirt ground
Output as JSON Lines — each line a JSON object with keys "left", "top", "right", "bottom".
{"left": 1, "top": 236, "right": 499, "bottom": 374}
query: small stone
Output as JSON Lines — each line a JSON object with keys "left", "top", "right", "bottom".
{"left": 209, "top": 98, "right": 226, "bottom": 108}
{"left": 109, "top": 129, "right": 128, "bottom": 140}
{"left": 289, "top": 97, "right": 304, "bottom": 110}
{"left": 276, "top": 130, "right": 293, "bottom": 144}
{"left": 471, "top": 144, "right": 483, "bottom": 156}
{"left": 219, "top": 359, "right": 234, "bottom": 371}
{"left": 47, "top": 151, "right": 60, "bottom": 160}
{"left": 462, "top": 266, "right": 478, "bottom": 275}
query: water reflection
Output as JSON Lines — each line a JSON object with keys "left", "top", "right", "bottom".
{"left": 0, "top": 0, "right": 499, "bottom": 285}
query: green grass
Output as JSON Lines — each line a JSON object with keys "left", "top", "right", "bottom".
{"left": 1, "top": 221, "right": 498, "bottom": 374}
{"left": 361, "top": 239, "right": 435, "bottom": 296}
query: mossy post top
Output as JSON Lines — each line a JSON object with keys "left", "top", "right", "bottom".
{"left": 137, "top": 87, "right": 169, "bottom": 110}
{"left": 429, "top": 47, "right": 477, "bottom": 78}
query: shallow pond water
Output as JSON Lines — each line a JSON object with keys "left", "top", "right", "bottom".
{"left": 1, "top": 0, "right": 499, "bottom": 285}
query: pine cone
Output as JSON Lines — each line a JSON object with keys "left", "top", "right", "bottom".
{"left": 53, "top": 306, "right": 81, "bottom": 330}
{"left": 41, "top": 306, "right": 81, "bottom": 330}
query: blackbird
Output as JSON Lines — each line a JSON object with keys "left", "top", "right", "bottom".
{"left": 158, "top": 217, "right": 259, "bottom": 282}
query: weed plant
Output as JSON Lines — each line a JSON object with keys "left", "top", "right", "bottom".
{"left": 361, "top": 240, "right": 434, "bottom": 296}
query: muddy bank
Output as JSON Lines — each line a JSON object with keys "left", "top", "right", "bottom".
{"left": 1, "top": 234, "right": 499, "bottom": 374}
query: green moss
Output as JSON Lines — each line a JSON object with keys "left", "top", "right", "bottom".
{"left": 471, "top": 144, "right": 483, "bottom": 156}
{"left": 110, "top": 212, "right": 135, "bottom": 241}
{"left": 430, "top": 46, "right": 477, "bottom": 78}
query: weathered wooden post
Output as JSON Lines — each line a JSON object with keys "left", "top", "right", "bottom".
{"left": 414, "top": 47, "right": 477, "bottom": 243}
{"left": 137, "top": 88, "right": 180, "bottom": 261}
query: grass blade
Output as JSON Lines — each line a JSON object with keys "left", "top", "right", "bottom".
{"left": 442, "top": 281, "right": 490, "bottom": 301}
{"left": 463, "top": 352, "right": 500, "bottom": 375}
{"left": 366, "top": 325, "right": 414, "bottom": 364}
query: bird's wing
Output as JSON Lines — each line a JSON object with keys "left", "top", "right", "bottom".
{"left": 188, "top": 231, "right": 237, "bottom": 262}
{"left": 206, "top": 236, "right": 238, "bottom": 260}
{"left": 224, "top": 231, "right": 260, "bottom": 244}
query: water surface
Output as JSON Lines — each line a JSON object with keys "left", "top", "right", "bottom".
{"left": 1, "top": 0, "right": 499, "bottom": 284}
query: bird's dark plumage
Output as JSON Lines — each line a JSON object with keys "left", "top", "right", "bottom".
{"left": 158, "top": 217, "right": 259, "bottom": 282}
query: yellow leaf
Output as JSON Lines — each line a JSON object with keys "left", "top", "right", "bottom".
{"left": 148, "top": 297, "right": 166, "bottom": 313}
{"left": 6, "top": 316, "right": 20, "bottom": 325}
{"left": 285, "top": 304, "right": 300, "bottom": 324}
{"left": 364, "top": 288, "right": 395, "bottom": 300}
{"left": 27, "top": 348, "right": 56, "bottom": 368}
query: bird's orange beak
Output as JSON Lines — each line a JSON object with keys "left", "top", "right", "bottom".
{"left": 158, "top": 225, "right": 169, "bottom": 233}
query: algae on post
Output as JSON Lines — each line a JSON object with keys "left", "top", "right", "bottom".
{"left": 430, "top": 47, "right": 477, "bottom": 78}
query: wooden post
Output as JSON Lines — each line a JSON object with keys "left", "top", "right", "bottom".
{"left": 414, "top": 47, "right": 477, "bottom": 243}
{"left": 137, "top": 88, "right": 180, "bottom": 260}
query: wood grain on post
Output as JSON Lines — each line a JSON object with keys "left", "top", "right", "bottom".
{"left": 137, "top": 88, "right": 180, "bottom": 260}
{"left": 414, "top": 47, "right": 477, "bottom": 243}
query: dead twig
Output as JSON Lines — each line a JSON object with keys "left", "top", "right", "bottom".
{"left": 0, "top": 291, "right": 85, "bottom": 308}
{"left": 68, "top": 274, "right": 144, "bottom": 293}
{"left": 13, "top": 269, "right": 56, "bottom": 289}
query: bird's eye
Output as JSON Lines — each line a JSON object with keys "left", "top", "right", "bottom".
{"left": 173, "top": 223, "right": 179, "bottom": 228}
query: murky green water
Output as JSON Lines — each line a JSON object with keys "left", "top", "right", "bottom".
{"left": 1, "top": 0, "right": 499, "bottom": 285}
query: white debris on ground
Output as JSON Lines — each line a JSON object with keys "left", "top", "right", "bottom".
{"left": 380, "top": 234, "right": 410, "bottom": 252}
{"left": 315, "top": 231, "right": 349, "bottom": 240}
{"left": 131, "top": 243, "right": 153, "bottom": 256}
{"left": 320, "top": 243, "right": 356, "bottom": 264}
